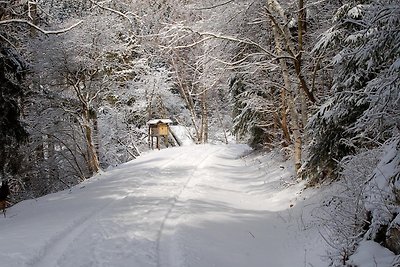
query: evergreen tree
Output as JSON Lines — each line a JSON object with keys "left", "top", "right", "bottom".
{"left": 303, "top": 0, "right": 400, "bottom": 182}
{"left": 0, "top": 46, "right": 28, "bottom": 179}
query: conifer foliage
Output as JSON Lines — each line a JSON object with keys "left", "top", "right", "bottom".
{"left": 0, "top": 47, "right": 28, "bottom": 179}
{"left": 0, "top": 1, "right": 30, "bottom": 181}
{"left": 303, "top": 0, "right": 400, "bottom": 183}
{"left": 303, "top": 0, "right": 400, "bottom": 261}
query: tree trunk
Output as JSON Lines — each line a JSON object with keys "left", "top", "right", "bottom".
{"left": 92, "top": 110, "right": 100, "bottom": 162}
{"left": 146, "top": 87, "right": 155, "bottom": 120}
{"left": 266, "top": 0, "right": 316, "bottom": 103}
{"left": 84, "top": 123, "right": 100, "bottom": 174}
{"left": 215, "top": 99, "right": 229, "bottom": 144}
{"left": 268, "top": 0, "right": 302, "bottom": 174}
{"left": 298, "top": 0, "right": 308, "bottom": 128}
{"left": 171, "top": 56, "right": 201, "bottom": 140}
{"left": 82, "top": 108, "right": 100, "bottom": 174}
{"left": 29, "top": 2, "right": 39, "bottom": 37}
{"left": 281, "top": 60, "right": 302, "bottom": 173}
{"left": 199, "top": 89, "right": 208, "bottom": 143}
{"left": 280, "top": 89, "right": 291, "bottom": 145}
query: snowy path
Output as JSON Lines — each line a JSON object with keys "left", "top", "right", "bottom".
{"left": 0, "top": 144, "right": 327, "bottom": 267}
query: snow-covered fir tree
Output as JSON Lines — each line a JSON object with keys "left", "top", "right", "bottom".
{"left": 303, "top": 0, "right": 400, "bottom": 262}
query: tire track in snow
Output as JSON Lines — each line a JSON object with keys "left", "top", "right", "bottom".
{"left": 29, "top": 152, "right": 188, "bottom": 267}
{"left": 29, "top": 201, "right": 113, "bottom": 267}
{"left": 156, "top": 146, "right": 225, "bottom": 267}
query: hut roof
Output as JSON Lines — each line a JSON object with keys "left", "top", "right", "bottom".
{"left": 147, "top": 119, "right": 173, "bottom": 125}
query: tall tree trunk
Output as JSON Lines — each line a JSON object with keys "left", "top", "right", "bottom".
{"left": 46, "top": 134, "right": 56, "bottom": 177}
{"left": 29, "top": 1, "right": 39, "bottom": 37}
{"left": 82, "top": 108, "right": 100, "bottom": 174}
{"left": 146, "top": 88, "right": 155, "bottom": 120}
{"left": 268, "top": 0, "right": 302, "bottom": 173}
{"left": 171, "top": 56, "right": 201, "bottom": 140}
{"left": 266, "top": 0, "right": 316, "bottom": 103}
{"left": 280, "top": 89, "right": 291, "bottom": 145}
{"left": 199, "top": 89, "right": 208, "bottom": 143}
{"left": 215, "top": 99, "right": 229, "bottom": 144}
{"left": 281, "top": 59, "right": 302, "bottom": 173}
{"left": 92, "top": 110, "right": 100, "bottom": 162}
{"left": 298, "top": 0, "right": 308, "bottom": 128}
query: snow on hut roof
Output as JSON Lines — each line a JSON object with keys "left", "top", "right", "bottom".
{"left": 147, "top": 119, "right": 173, "bottom": 125}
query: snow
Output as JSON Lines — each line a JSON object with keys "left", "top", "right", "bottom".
{"left": 347, "top": 240, "right": 397, "bottom": 267}
{"left": 1, "top": 144, "right": 328, "bottom": 267}
{"left": 169, "top": 125, "right": 195, "bottom": 146}
{"left": 347, "top": 5, "right": 364, "bottom": 18}
{"left": 390, "top": 58, "right": 400, "bottom": 73}
{"left": 365, "top": 139, "right": 400, "bottom": 223}
{"left": 147, "top": 119, "right": 173, "bottom": 125}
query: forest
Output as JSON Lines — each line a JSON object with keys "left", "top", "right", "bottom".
{"left": 0, "top": 0, "right": 399, "bottom": 265}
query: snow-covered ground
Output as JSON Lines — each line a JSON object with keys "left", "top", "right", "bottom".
{"left": 1, "top": 144, "right": 328, "bottom": 267}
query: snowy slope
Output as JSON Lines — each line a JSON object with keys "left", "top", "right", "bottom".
{"left": 0, "top": 144, "right": 327, "bottom": 267}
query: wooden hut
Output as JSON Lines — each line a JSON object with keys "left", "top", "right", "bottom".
{"left": 147, "top": 119, "right": 173, "bottom": 150}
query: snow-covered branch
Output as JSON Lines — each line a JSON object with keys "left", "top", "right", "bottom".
{"left": 166, "top": 26, "right": 283, "bottom": 59}
{"left": 194, "top": 0, "right": 235, "bottom": 10}
{"left": 88, "top": 0, "right": 135, "bottom": 25}
{"left": 0, "top": 19, "right": 83, "bottom": 34}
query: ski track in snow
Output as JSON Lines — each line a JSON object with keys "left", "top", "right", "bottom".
{"left": 0, "top": 144, "right": 328, "bottom": 267}
{"left": 29, "top": 198, "right": 118, "bottom": 267}
{"left": 155, "top": 146, "right": 225, "bottom": 267}
{"left": 30, "top": 150, "right": 194, "bottom": 267}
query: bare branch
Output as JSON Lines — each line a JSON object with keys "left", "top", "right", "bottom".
{"left": 200, "top": 31, "right": 275, "bottom": 56}
{"left": 173, "top": 27, "right": 288, "bottom": 60}
{"left": 0, "top": 19, "right": 83, "bottom": 34}
{"left": 88, "top": 0, "right": 135, "bottom": 25}
{"left": 160, "top": 36, "right": 214, "bottom": 50}
{"left": 265, "top": 4, "right": 317, "bottom": 103}
{"left": 208, "top": 54, "right": 281, "bottom": 72}
{"left": 194, "top": 0, "right": 235, "bottom": 10}
{"left": 0, "top": 34, "right": 17, "bottom": 50}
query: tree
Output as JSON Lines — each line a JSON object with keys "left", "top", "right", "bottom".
{"left": 302, "top": 0, "right": 400, "bottom": 183}
{"left": 30, "top": 9, "right": 140, "bottom": 173}
{"left": 161, "top": 1, "right": 278, "bottom": 145}
{"left": 0, "top": 47, "right": 28, "bottom": 180}
{"left": 301, "top": 2, "right": 399, "bottom": 258}
{"left": 0, "top": 0, "right": 89, "bottom": 198}
{"left": 0, "top": 0, "right": 81, "bottom": 185}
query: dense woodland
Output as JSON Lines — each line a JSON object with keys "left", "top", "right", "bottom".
{"left": 0, "top": 0, "right": 399, "bottom": 265}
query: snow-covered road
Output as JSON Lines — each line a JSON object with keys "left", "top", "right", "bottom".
{"left": 0, "top": 144, "right": 327, "bottom": 267}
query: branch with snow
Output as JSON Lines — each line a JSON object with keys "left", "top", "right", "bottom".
{"left": 88, "top": 0, "right": 136, "bottom": 25}
{"left": 0, "top": 19, "right": 83, "bottom": 34}
{"left": 193, "top": 0, "right": 235, "bottom": 10}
